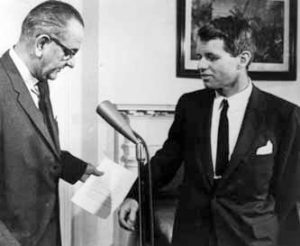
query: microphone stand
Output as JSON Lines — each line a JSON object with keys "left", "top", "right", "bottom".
{"left": 134, "top": 131, "right": 154, "bottom": 246}
{"left": 96, "top": 101, "right": 154, "bottom": 245}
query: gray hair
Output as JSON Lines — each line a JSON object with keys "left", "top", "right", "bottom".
{"left": 21, "top": 0, "right": 84, "bottom": 39}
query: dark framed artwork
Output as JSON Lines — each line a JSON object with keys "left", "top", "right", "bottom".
{"left": 177, "top": 0, "right": 297, "bottom": 80}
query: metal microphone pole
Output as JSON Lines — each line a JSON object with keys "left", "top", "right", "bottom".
{"left": 96, "top": 101, "right": 154, "bottom": 245}
{"left": 134, "top": 132, "right": 154, "bottom": 246}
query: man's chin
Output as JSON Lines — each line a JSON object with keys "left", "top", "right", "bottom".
{"left": 47, "top": 71, "right": 59, "bottom": 80}
{"left": 202, "top": 80, "right": 213, "bottom": 88}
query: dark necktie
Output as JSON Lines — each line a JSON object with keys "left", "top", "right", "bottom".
{"left": 37, "top": 81, "right": 56, "bottom": 142}
{"left": 216, "top": 99, "right": 229, "bottom": 177}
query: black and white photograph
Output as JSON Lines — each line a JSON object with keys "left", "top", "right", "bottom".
{"left": 0, "top": 1, "right": 299, "bottom": 246}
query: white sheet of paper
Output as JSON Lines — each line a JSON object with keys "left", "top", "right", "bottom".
{"left": 71, "top": 157, "right": 137, "bottom": 219}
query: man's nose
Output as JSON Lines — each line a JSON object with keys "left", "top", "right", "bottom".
{"left": 197, "top": 57, "right": 209, "bottom": 71}
{"left": 66, "top": 56, "right": 75, "bottom": 68}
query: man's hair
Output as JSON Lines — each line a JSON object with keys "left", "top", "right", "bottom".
{"left": 198, "top": 16, "right": 256, "bottom": 59}
{"left": 21, "top": 0, "right": 84, "bottom": 39}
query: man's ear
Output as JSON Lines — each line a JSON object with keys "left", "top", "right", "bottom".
{"left": 35, "top": 34, "right": 50, "bottom": 58}
{"left": 238, "top": 51, "right": 252, "bottom": 69}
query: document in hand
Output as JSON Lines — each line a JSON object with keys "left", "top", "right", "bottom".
{"left": 71, "top": 157, "right": 137, "bottom": 219}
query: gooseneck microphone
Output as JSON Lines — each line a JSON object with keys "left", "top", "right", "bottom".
{"left": 96, "top": 100, "right": 154, "bottom": 246}
{"left": 96, "top": 100, "right": 138, "bottom": 144}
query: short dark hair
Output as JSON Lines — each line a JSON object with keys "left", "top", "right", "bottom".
{"left": 198, "top": 16, "right": 256, "bottom": 59}
{"left": 21, "top": 0, "right": 84, "bottom": 39}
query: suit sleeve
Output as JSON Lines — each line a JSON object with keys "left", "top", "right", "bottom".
{"left": 275, "top": 106, "right": 300, "bottom": 245}
{"left": 60, "top": 151, "right": 87, "bottom": 184}
{"left": 127, "top": 95, "right": 186, "bottom": 199}
{"left": 150, "top": 95, "right": 186, "bottom": 189}
{"left": 0, "top": 87, "right": 20, "bottom": 246}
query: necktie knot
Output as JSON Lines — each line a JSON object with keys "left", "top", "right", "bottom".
{"left": 37, "top": 81, "right": 47, "bottom": 99}
{"left": 221, "top": 99, "right": 229, "bottom": 112}
{"left": 37, "top": 81, "right": 48, "bottom": 112}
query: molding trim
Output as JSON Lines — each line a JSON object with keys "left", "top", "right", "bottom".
{"left": 116, "top": 104, "right": 175, "bottom": 117}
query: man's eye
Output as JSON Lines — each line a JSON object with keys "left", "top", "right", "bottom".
{"left": 206, "top": 54, "right": 219, "bottom": 61}
{"left": 196, "top": 54, "right": 202, "bottom": 60}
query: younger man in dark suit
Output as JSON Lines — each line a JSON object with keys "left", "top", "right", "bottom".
{"left": 119, "top": 16, "right": 300, "bottom": 246}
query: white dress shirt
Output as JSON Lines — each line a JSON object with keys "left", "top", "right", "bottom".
{"left": 9, "top": 47, "right": 40, "bottom": 108}
{"left": 211, "top": 82, "right": 253, "bottom": 176}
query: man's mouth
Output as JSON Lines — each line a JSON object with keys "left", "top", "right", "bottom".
{"left": 200, "top": 74, "right": 212, "bottom": 80}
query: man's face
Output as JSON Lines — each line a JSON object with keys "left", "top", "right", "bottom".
{"left": 196, "top": 37, "right": 241, "bottom": 95}
{"left": 38, "top": 18, "right": 84, "bottom": 81}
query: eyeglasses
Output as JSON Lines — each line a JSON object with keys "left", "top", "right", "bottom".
{"left": 49, "top": 36, "right": 77, "bottom": 60}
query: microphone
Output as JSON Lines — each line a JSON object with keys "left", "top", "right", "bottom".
{"left": 96, "top": 100, "right": 138, "bottom": 144}
{"left": 97, "top": 101, "right": 154, "bottom": 245}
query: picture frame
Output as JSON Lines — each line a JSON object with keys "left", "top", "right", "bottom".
{"left": 176, "top": 0, "right": 297, "bottom": 81}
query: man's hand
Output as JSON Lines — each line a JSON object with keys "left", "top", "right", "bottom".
{"left": 80, "top": 163, "right": 104, "bottom": 182}
{"left": 118, "top": 198, "right": 139, "bottom": 231}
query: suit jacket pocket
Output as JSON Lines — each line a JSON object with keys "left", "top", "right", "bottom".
{"left": 235, "top": 154, "right": 274, "bottom": 197}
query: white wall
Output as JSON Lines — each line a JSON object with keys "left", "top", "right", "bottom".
{"left": 98, "top": 0, "right": 202, "bottom": 105}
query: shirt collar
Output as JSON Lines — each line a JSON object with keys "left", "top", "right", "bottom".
{"left": 214, "top": 80, "right": 253, "bottom": 109}
{"left": 9, "top": 47, "right": 39, "bottom": 88}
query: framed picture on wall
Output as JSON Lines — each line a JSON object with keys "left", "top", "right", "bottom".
{"left": 176, "top": 0, "right": 297, "bottom": 81}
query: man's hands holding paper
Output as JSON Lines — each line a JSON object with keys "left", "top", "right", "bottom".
{"left": 118, "top": 198, "right": 139, "bottom": 231}
{"left": 72, "top": 157, "right": 137, "bottom": 219}
{"left": 80, "top": 163, "right": 104, "bottom": 182}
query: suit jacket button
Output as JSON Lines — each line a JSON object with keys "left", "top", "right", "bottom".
{"left": 51, "top": 164, "right": 61, "bottom": 173}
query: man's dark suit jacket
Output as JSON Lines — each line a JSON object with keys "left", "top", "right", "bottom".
{"left": 149, "top": 86, "right": 300, "bottom": 246}
{"left": 0, "top": 51, "right": 87, "bottom": 246}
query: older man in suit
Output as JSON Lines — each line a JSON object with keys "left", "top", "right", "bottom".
{"left": 0, "top": 1, "right": 102, "bottom": 246}
{"left": 119, "top": 16, "right": 300, "bottom": 246}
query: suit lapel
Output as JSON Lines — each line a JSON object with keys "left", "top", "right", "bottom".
{"left": 219, "top": 86, "right": 266, "bottom": 183}
{"left": 196, "top": 90, "right": 215, "bottom": 188}
{"left": 0, "top": 51, "right": 60, "bottom": 159}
